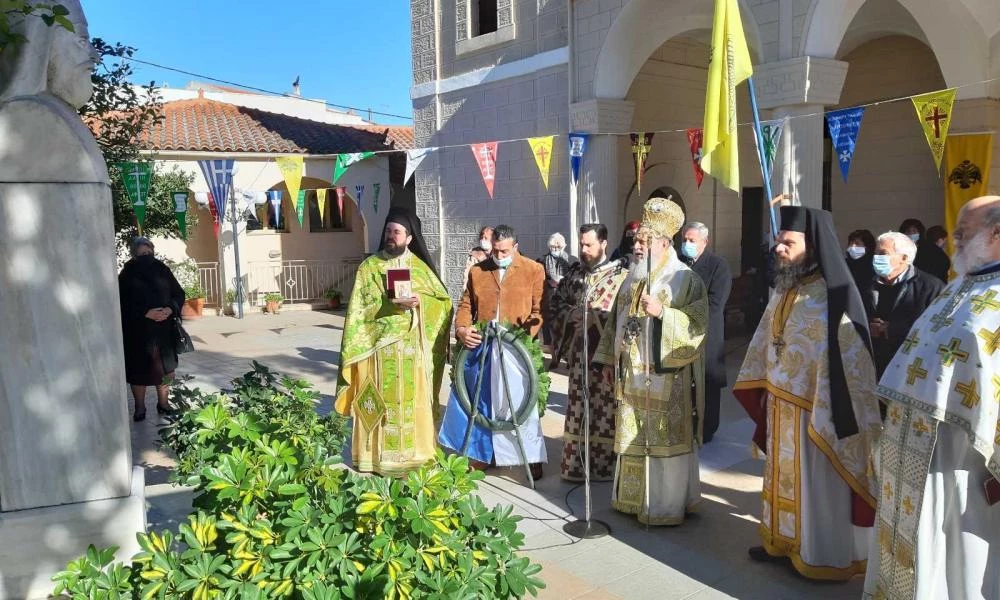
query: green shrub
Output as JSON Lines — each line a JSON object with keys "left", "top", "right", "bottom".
{"left": 52, "top": 363, "right": 544, "bottom": 599}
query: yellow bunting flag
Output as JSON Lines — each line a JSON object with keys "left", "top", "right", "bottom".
{"left": 275, "top": 156, "right": 304, "bottom": 206}
{"left": 527, "top": 136, "right": 555, "bottom": 189}
{"left": 943, "top": 134, "right": 992, "bottom": 260}
{"left": 317, "top": 188, "right": 328, "bottom": 224}
{"left": 912, "top": 88, "right": 957, "bottom": 173}
{"left": 701, "top": 0, "right": 753, "bottom": 192}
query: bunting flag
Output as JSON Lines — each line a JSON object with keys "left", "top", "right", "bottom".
{"left": 317, "top": 188, "right": 328, "bottom": 224}
{"left": 267, "top": 190, "right": 283, "bottom": 229}
{"left": 630, "top": 132, "right": 654, "bottom": 193}
{"left": 333, "top": 152, "right": 374, "bottom": 184}
{"left": 404, "top": 147, "right": 435, "bottom": 185}
{"left": 912, "top": 88, "right": 957, "bottom": 173}
{"left": 207, "top": 193, "right": 220, "bottom": 238}
{"left": 198, "top": 159, "right": 236, "bottom": 222}
{"left": 172, "top": 191, "right": 189, "bottom": 239}
{"left": 527, "top": 135, "right": 555, "bottom": 190}
{"left": 470, "top": 142, "right": 499, "bottom": 199}
{"left": 753, "top": 119, "right": 784, "bottom": 178}
{"left": 826, "top": 107, "right": 866, "bottom": 182}
{"left": 275, "top": 156, "right": 304, "bottom": 209}
{"left": 686, "top": 128, "right": 705, "bottom": 188}
{"left": 372, "top": 182, "right": 381, "bottom": 213}
{"left": 115, "top": 162, "right": 153, "bottom": 231}
{"left": 355, "top": 184, "right": 365, "bottom": 211}
{"left": 568, "top": 133, "right": 588, "bottom": 185}
{"left": 701, "top": 0, "right": 753, "bottom": 192}
{"left": 296, "top": 190, "right": 306, "bottom": 227}
{"left": 944, "top": 134, "right": 993, "bottom": 258}
{"left": 335, "top": 187, "right": 346, "bottom": 226}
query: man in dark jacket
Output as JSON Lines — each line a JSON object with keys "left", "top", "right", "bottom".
{"left": 679, "top": 222, "right": 732, "bottom": 442}
{"left": 865, "top": 231, "right": 944, "bottom": 379}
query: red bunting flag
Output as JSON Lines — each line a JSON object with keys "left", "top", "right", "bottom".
{"left": 686, "top": 128, "right": 705, "bottom": 188}
{"left": 207, "top": 192, "right": 220, "bottom": 238}
{"left": 335, "top": 187, "right": 346, "bottom": 223}
{"left": 470, "top": 142, "right": 499, "bottom": 199}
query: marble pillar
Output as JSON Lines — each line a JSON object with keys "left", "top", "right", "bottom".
{"left": 569, "top": 99, "right": 635, "bottom": 254}
{"left": 752, "top": 57, "right": 848, "bottom": 210}
{"left": 0, "top": 3, "right": 145, "bottom": 598}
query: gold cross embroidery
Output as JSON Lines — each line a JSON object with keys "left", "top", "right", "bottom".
{"left": 906, "top": 358, "right": 928, "bottom": 385}
{"left": 937, "top": 337, "right": 969, "bottom": 367}
{"left": 913, "top": 417, "right": 930, "bottom": 436}
{"left": 993, "top": 374, "right": 1000, "bottom": 403}
{"left": 902, "top": 496, "right": 915, "bottom": 515}
{"left": 889, "top": 405, "right": 902, "bottom": 424}
{"left": 883, "top": 482, "right": 893, "bottom": 501}
{"left": 955, "top": 379, "right": 980, "bottom": 409}
{"left": 929, "top": 312, "right": 954, "bottom": 333}
{"left": 902, "top": 331, "right": 920, "bottom": 353}
{"left": 979, "top": 325, "right": 1000, "bottom": 355}
{"left": 971, "top": 290, "right": 1000, "bottom": 314}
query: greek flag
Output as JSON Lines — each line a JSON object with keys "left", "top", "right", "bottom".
{"left": 198, "top": 159, "right": 236, "bottom": 220}
{"left": 355, "top": 184, "right": 365, "bottom": 211}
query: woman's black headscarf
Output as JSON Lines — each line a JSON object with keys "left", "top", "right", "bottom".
{"left": 780, "top": 206, "right": 873, "bottom": 439}
{"left": 378, "top": 205, "right": 442, "bottom": 284}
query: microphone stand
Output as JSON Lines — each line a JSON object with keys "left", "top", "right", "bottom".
{"left": 564, "top": 259, "right": 611, "bottom": 539}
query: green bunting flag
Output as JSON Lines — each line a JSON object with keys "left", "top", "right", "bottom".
{"left": 172, "top": 191, "right": 189, "bottom": 239}
{"left": 333, "top": 152, "right": 374, "bottom": 184}
{"left": 296, "top": 190, "right": 306, "bottom": 227}
{"left": 115, "top": 162, "right": 153, "bottom": 232}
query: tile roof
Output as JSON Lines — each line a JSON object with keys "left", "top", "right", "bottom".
{"left": 137, "top": 98, "right": 413, "bottom": 155}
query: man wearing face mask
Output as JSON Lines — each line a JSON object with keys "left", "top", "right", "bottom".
{"left": 678, "top": 222, "right": 732, "bottom": 443}
{"left": 865, "top": 231, "right": 944, "bottom": 380}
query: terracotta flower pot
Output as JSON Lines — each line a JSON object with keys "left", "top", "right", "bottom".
{"left": 327, "top": 298, "right": 341, "bottom": 310}
{"left": 182, "top": 297, "right": 205, "bottom": 319}
{"left": 265, "top": 301, "right": 281, "bottom": 314}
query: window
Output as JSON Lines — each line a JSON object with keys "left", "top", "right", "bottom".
{"left": 309, "top": 190, "right": 352, "bottom": 233}
{"left": 472, "top": 0, "right": 498, "bottom": 36}
{"left": 249, "top": 194, "right": 291, "bottom": 233}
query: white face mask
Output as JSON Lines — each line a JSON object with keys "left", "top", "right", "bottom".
{"left": 480, "top": 239, "right": 491, "bottom": 251}
{"left": 846, "top": 246, "right": 866, "bottom": 259}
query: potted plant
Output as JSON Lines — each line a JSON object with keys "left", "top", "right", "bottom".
{"left": 263, "top": 292, "right": 283, "bottom": 314}
{"left": 182, "top": 283, "right": 206, "bottom": 318}
{"left": 322, "top": 286, "right": 342, "bottom": 310}
{"left": 224, "top": 289, "right": 239, "bottom": 316}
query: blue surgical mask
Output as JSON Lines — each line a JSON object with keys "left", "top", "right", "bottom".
{"left": 496, "top": 256, "right": 513, "bottom": 268}
{"left": 907, "top": 233, "right": 920, "bottom": 243}
{"left": 872, "top": 254, "right": 894, "bottom": 277}
{"left": 681, "top": 241, "right": 698, "bottom": 259}
{"left": 846, "top": 246, "right": 866, "bottom": 260}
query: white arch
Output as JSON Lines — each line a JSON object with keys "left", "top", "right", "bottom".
{"left": 592, "top": 0, "right": 763, "bottom": 100}
{"left": 802, "top": 0, "right": 989, "bottom": 98}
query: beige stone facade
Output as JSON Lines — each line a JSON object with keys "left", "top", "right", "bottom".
{"left": 412, "top": 0, "right": 1000, "bottom": 293}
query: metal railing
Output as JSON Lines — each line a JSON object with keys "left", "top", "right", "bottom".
{"left": 246, "top": 259, "right": 362, "bottom": 305}
{"left": 196, "top": 262, "right": 222, "bottom": 307}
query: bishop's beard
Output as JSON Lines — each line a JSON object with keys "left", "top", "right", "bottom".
{"left": 953, "top": 229, "right": 991, "bottom": 276}
{"left": 626, "top": 256, "right": 649, "bottom": 290}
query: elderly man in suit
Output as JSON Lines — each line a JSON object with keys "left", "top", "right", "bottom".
{"left": 450, "top": 224, "right": 547, "bottom": 479}
{"left": 679, "top": 221, "right": 732, "bottom": 443}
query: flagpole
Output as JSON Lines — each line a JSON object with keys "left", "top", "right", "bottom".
{"left": 747, "top": 78, "right": 778, "bottom": 241}
{"left": 230, "top": 186, "right": 245, "bottom": 320}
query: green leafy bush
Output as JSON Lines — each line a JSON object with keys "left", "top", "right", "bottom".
{"left": 52, "top": 363, "right": 544, "bottom": 599}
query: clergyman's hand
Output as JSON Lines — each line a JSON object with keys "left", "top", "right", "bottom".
{"left": 392, "top": 296, "right": 420, "bottom": 310}
{"left": 457, "top": 326, "right": 483, "bottom": 349}
{"left": 641, "top": 294, "right": 663, "bottom": 318}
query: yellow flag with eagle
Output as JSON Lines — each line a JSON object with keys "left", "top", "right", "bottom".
{"left": 701, "top": 0, "right": 753, "bottom": 192}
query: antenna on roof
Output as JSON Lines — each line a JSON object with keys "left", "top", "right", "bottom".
{"left": 292, "top": 75, "right": 301, "bottom": 97}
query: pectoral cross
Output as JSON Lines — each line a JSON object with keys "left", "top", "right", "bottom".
{"left": 772, "top": 335, "right": 787, "bottom": 359}
{"left": 979, "top": 325, "right": 1000, "bottom": 355}
{"left": 906, "top": 357, "right": 928, "bottom": 385}
{"left": 929, "top": 312, "right": 954, "bottom": 333}
{"left": 937, "top": 338, "right": 969, "bottom": 367}
{"left": 971, "top": 290, "right": 1000, "bottom": 315}
{"left": 955, "top": 379, "right": 980, "bottom": 409}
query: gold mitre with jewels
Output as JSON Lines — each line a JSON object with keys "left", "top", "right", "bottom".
{"left": 638, "top": 196, "right": 684, "bottom": 239}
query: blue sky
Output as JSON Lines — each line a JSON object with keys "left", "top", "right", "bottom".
{"left": 82, "top": 1, "right": 413, "bottom": 124}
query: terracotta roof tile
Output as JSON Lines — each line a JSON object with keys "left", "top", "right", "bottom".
{"left": 137, "top": 98, "right": 413, "bottom": 155}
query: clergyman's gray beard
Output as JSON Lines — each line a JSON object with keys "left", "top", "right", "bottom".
{"left": 626, "top": 258, "right": 649, "bottom": 287}
{"left": 953, "top": 229, "right": 990, "bottom": 276}
{"left": 384, "top": 244, "right": 406, "bottom": 257}
{"left": 773, "top": 261, "right": 816, "bottom": 291}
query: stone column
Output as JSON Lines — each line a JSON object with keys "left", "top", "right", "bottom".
{"left": 753, "top": 57, "right": 849, "bottom": 210}
{"left": 569, "top": 99, "right": 635, "bottom": 255}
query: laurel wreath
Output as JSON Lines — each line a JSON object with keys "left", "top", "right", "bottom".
{"left": 449, "top": 322, "right": 550, "bottom": 433}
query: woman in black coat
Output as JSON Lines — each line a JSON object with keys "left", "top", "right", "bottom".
{"left": 118, "top": 237, "right": 185, "bottom": 421}
{"left": 845, "top": 229, "right": 876, "bottom": 297}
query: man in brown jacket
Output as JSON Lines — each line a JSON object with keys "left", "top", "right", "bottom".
{"left": 453, "top": 224, "right": 547, "bottom": 479}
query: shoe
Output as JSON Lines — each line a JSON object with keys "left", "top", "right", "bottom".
{"left": 748, "top": 546, "right": 784, "bottom": 563}
{"left": 529, "top": 463, "right": 543, "bottom": 481}
{"left": 133, "top": 408, "right": 146, "bottom": 422}
{"left": 156, "top": 403, "right": 180, "bottom": 417}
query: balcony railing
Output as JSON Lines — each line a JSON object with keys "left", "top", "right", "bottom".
{"left": 246, "top": 259, "right": 362, "bottom": 305}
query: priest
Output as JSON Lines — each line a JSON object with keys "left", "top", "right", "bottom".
{"left": 864, "top": 195, "right": 1000, "bottom": 600}
{"left": 733, "top": 205, "right": 882, "bottom": 580}
{"left": 335, "top": 206, "right": 453, "bottom": 477}
{"left": 595, "top": 197, "right": 709, "bottom": 525}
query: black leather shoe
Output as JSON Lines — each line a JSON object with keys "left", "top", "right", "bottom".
{"left": 156, "top": 403, "right": 180, "bottom": 417}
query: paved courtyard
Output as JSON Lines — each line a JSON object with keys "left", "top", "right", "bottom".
{"left": 132, "top": 309, "right": 864, "bottom": 599}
